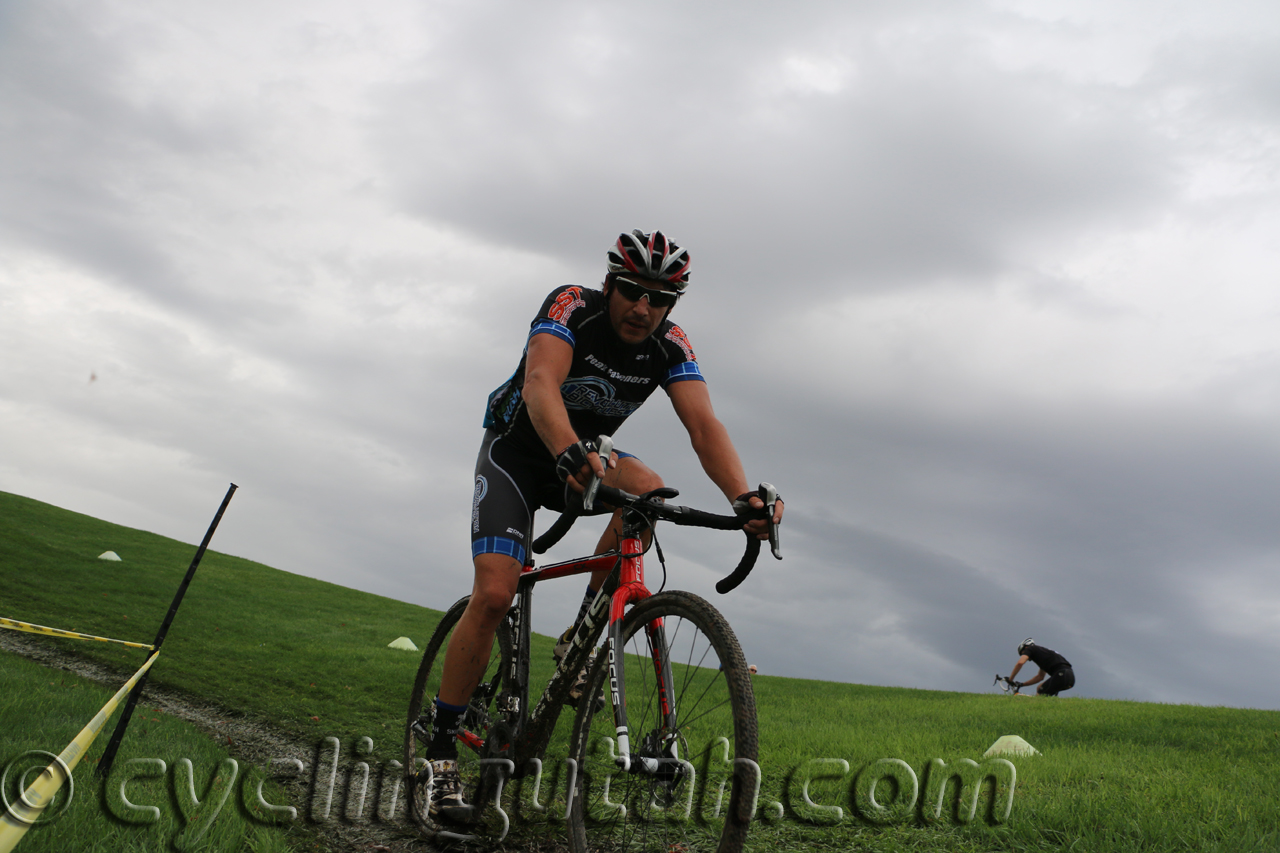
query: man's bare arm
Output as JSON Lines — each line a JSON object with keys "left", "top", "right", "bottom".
{"left": 523, "top": 334, "right": 608, "bottom": 488}
{"left": 669, "top": 379, "right": 783, "bottom": 535}
{"left": 668, "top": 379, "right": 748, "bottom": 499}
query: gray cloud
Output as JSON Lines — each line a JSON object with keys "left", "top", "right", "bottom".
{"left": 2, "top": 0, "right": 1279, "bottom": 711}
{"left": 376, "top": 2, "right": 1173, "bottom": 299}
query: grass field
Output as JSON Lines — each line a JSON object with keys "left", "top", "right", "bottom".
{"left": 0, "top": 653, "right": 303, "bottom": 853}
{"left": 3, "top": 489, "right": 1279, "bottom": 852}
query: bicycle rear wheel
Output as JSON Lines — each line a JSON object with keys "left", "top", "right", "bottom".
{"left": 404, "top": 595, "right": 514, "bottom": 839}
{"left": 567, "top": 590, "right": 759, "bottom": 853}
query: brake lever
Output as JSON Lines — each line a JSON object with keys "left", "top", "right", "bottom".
{"left": 759, "top": 482, "right": 782, "bottom": 560}
{"left": 582, "top": 435, "right": 613, "bottom": 512}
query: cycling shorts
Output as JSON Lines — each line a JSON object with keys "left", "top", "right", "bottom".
{"left": 470, "top": 429, "right": 635, "bottom": 567}
{"left": 1037, "top": 666, "right": 1075, "bottom": 696}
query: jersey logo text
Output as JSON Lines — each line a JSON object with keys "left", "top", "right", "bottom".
{"left": 547, "top": 286, "right": 587, "bottom": 325}
{"left": 472, "top": 476, "right": 488, "bottom": 534}
{"left": 665, "top": 325, "right": 696, "bottom": 362}
{"left": 561, "top": 376, "right": 644, "bottom": 419}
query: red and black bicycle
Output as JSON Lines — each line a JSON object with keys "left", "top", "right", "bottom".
{"left": 404, "top": 459, "right": 781, "bottom": 852}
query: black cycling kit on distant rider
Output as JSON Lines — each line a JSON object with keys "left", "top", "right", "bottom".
{"left": 470, "top": 284, "right": 704, "bottom": 567}
{"left": 1025, "top": 644, "right": 1075, "bottom": 696}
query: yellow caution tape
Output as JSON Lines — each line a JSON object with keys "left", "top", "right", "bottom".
{"left": 0, "top": 618, "right": 154, "bottom": 651}
{"left": 0, "top": 652, "right": 160, "bottom": 853}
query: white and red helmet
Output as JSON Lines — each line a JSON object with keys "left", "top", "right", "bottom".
{"left": 607, "top": 229, "right": 691, "bottom": 290}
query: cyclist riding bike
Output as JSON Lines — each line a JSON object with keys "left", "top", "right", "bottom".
{"left": 424, "top": 228, "right": 785, "bottom": 819}
{"left": 1009, "top": 638, "right": 1076, "bottom": 696}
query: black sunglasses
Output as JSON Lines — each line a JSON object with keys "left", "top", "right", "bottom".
{"left": 613, "top": 277, "right": 681, "bottom": 309}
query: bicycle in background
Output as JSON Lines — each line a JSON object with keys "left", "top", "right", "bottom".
{"left": 994, "top": 674, "right": 1025, "bottom": 695}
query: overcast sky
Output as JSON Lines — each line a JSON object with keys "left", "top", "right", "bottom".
{"left": 3, "top": 0, "right": 1279, "bottom": 711}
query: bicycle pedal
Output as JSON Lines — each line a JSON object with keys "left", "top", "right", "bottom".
{"left": 410, "top": 718, "right": 431, "bottom": 744}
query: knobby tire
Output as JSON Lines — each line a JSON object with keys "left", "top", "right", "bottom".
{"left": 566, "top": 590, "right": 759, "bottom": 853}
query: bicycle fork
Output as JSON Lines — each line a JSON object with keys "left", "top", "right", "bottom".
{"left": 603, "top": 538, "right": 687, "bottom": 783}
{"left": 605, "top": 618, "right": 685, "bottom": 783}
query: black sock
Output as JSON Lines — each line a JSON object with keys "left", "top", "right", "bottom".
{"left": 575, "top": 584, "right": 597, "bottom": 625}
{"left": 426, "top": 697, "right": 467, "bottom": 761}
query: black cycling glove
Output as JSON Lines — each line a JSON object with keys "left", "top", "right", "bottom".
{"left": 555, "top": 439, "right": 598, "bottom": 483}
{"left": 732, "top": 487, "right": 782, "bottom": 515}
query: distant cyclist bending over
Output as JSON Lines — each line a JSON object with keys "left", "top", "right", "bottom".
{"left": 422, "top": 229, "right": 784, "bottom": 820}
{"left": 1009, "top": 638, "right": 1075, "bottom": 696}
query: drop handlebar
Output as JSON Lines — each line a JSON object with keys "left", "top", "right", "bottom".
{"left": 531, "top": 481, "right": 782, "bottom": 594}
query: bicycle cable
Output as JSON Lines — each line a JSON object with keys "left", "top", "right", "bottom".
{"left": 619, "top": 499, "right": 670, "bottom": 591}
{"left": 651, "top": 526, "right": 668, "bottom": 595}
{"left": 622, "top": 505, "right": 667, "bottom": 594}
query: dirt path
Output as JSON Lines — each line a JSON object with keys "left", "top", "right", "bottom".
{"left": 1, "top": 629, "right": 438, "bottom": 853}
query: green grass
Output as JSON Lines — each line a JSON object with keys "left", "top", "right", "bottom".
{"left": 0, "top": 652, "right": 303, "bottom": 853}
{"left": 745, "top": 681, "right": 1280, "bottom": 851}
{"left": 0, "top": 489, "right": 462, "bottom": 759}
{"left": 3, "top": 489, "right": 1280, "bottom": 852}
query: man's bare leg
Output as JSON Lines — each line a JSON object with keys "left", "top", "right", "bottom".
{"left": 420, "top": 553, "right": 522, "bottom": 817}
{"left": 438, "top": 552, "right": 522, "bottom": 707}
{"left": 435, "top": 457, "right": 663, "bottom": 721}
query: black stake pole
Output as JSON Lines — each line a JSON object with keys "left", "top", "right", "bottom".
{"left": 96, "top": 483, "right": 239, "bottom": 778}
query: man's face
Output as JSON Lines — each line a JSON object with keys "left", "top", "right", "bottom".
{"left": 606, "top": 277, "right": 678, "bottom": 344}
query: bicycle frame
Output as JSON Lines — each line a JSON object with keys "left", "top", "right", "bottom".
{"left": 490, "top": 508, "right": 671, "bottom": 779}
{"left": 406, "top": 478, "right": 775, "bottom": 850}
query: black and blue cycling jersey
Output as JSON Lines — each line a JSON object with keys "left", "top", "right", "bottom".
{"left": 483, "top": 283, "right": 704, "bottom": 455}
{"left": 472, "top": 284, "right": 706, "bottom": 564}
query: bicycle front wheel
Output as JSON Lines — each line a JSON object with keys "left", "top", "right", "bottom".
{"left": 567, "top": 590, "right": 759, "bottom": 853}
{"left": 404, "top": 595, "right": 514, "bottom": 839}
